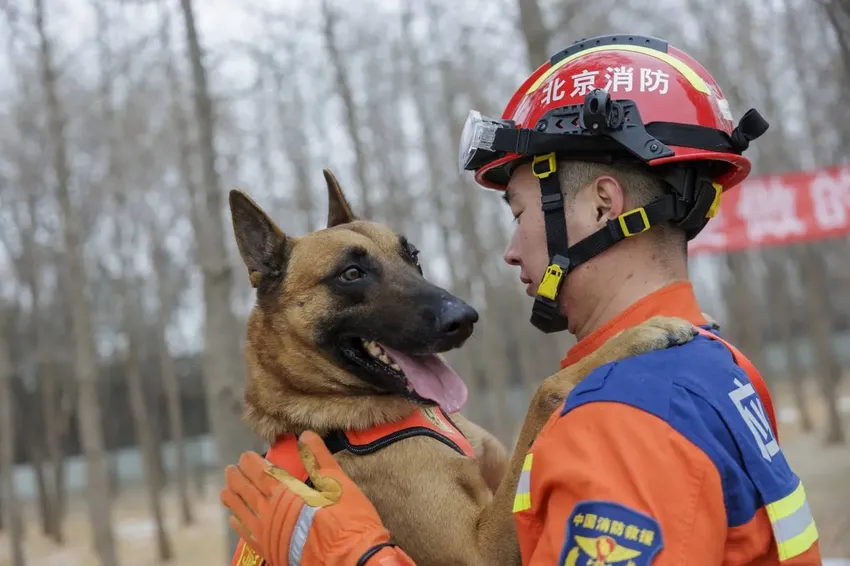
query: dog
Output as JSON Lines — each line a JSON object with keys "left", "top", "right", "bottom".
{"left": 228, "top": 169, "right": 697, "bottom": 565}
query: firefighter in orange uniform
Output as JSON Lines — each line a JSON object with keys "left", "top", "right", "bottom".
{"left": 220, "top": 34, "right": 822, "bottom": 565}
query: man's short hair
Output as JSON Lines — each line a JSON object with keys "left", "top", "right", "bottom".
{"left": 557, "top": 160, "right": 688, "bottom": 257}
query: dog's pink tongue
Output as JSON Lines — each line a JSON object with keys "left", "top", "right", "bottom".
{"left": 379, "top": 345, "right": 468, "bottom": 413}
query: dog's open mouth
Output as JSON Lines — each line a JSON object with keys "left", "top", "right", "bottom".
{"left": 343, "top": 338, "right": 469, "bottom": 413}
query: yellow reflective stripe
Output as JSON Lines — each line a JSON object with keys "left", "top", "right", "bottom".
{"left": 766, "top": 481, "right": 806, "bottom": 521}
{"left": 765, "top": 480, "right": 819, "bottom": 561}
{"left": 513, "top": 491, "right": 531, "bottom": 513}
{"left": 522, "top": 452, "right": 534, "bottom": 472}
{"left": 526, "top": 45, "right": 710, "bottom": 96}
{"left": 513, "top": 453, "right": 534, "bottom": 513}
{"left": 777, "top": 522, "right": 818, "bottom": 562}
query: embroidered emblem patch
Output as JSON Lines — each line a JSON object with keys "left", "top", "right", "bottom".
{"left": 420, "top": 406, "right": 453, "bottom": 434}
{"left": 558, "top": 500, "right": 663, "bottom": 565}
{"left": 234, "top": 539, "right": 265, "bottom": 566}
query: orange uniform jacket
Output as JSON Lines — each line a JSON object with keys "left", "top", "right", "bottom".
{"left": 512, "top": 282, "right": 821, "bottom": 565}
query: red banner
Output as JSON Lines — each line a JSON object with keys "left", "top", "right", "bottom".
{"left": 688, "top": 164, "right": 850, "bottom": 256}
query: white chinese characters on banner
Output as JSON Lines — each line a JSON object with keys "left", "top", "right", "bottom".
{"left": 735, "top": 178, "right": 806, "bottom": 242}
{"left": 568, "top": 67, "right": 671, "bottom": 97}
{"left": 808, "top": 168, "right": 850, "bottom": 231}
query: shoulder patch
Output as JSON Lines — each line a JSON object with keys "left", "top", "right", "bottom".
{"left": 558, "top": 500, "right": 663, "bottom": 565}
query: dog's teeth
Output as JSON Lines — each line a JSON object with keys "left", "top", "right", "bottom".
{"left": 362, "top": 340, "right": 381, "bottom": 356}
{"left": 389, "top": 362, "right": 401, "bottom": 371}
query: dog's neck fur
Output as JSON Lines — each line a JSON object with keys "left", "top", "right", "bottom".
{"left": 242, "top": 327, "right": 419, "bottom": 443}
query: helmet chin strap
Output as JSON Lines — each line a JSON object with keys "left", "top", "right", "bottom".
{"left": 527, "top": 153, "right": 725, "bottom": 334}
{"left": 529, "top": 153, "right": 572, "bottom": 334}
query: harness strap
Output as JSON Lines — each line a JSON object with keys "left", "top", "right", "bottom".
{"left": 695, "top": 327, "right": 779, "bottom": 442}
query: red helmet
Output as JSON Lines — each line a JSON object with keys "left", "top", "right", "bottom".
{"left": 458, "top": 35, "right": 767, "bottom": 333}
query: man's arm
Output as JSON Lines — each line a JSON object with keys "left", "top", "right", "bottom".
{"left": 524, "top": 401, "right": 728, "bottom": 565}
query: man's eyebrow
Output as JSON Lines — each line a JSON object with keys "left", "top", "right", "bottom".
{"left": 502, "top": 191, "right": 511, "bottom": 205}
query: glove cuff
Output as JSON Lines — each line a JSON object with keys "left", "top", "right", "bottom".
{"left": 356, "top": 542, "right": 397, "bottom": 566}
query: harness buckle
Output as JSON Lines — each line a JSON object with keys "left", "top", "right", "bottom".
{"left": 536, "top": 263, "right": 564, "bottom": 301}
{"left": 532, "top": 152, "right": 557, "bottom": 179}
{"left": 618, "top": 207, "right": 650, "bottom": 237}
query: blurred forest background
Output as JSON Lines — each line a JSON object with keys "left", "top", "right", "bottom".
{"left": 0, "top": 0, "right": 848, "bottom": 564}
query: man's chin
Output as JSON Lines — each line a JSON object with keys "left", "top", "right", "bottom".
{"left": 525, "top": 282, "right": 536, "bottom": 297}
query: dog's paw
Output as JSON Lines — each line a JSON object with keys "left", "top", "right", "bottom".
{"left": 593, "top": 315, "right": 696, "bottom": 363}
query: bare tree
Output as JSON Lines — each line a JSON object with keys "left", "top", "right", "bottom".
{"left": 33, "top": 0, "right": 118, "bottom": 564}
{"left": 516, "top": 0, "right": 550, "bottom": 71}
{"left": 800, "top": 247, "right": 846, "bottom": 444}
{"left": 92, "top": 1, "right": 174, "bottom": 552}
{"left": 178, "top": 0, "right": 262, "bottom": 554}
{"left": 150, "top": 236, "right": 195, "bottom": 525}
{"left": 321, "top": 0, "right": 374, "bottom": 218}
{"left": 122, "top": 272, "right": 175, "bottom": 560}
{"left": 0, "top": 307, "right": 25, "bottom": 566}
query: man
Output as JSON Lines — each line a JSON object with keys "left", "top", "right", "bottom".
{"left": 221, "top": 35, "right": 821, "bottom": 565}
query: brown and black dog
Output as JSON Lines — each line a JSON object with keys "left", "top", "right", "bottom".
{"left": 228, "top": 169, "right": 697, "bottom": 565}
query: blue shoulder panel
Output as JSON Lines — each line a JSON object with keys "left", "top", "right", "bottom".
{"left": 560, "top": 332, "right": 798, "bottom": 528}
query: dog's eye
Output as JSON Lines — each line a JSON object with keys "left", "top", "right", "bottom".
{"left": 339, "top": 266, "right": 364, "bottom": 282}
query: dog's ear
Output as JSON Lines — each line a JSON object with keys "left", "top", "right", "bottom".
{"left": 229, "top": 189, "right": 286, "bottom": 288}
{"left": 323, "top": 168, "right": 356, "bottom": 227}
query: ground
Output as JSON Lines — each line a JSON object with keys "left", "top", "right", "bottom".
{"left": 1, "top": 379, "right": 849, "bottom": 565}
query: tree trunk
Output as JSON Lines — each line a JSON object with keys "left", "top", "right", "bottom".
{"left": 151, "top": 240, "right": 194, "bottom": 525}
{"left": 321, "top": 0, "right": 374, "bottom": 218}
{"left": 798, "top": 245, "right": 845, "bottom": 444}
{"left": 17, "top": 190, "right": 64, "bottom": 542}
{"left": 160, "top": 7, "right": 208, "bottom": 500}
{"left": 122, "top": 279, "right": 174, "bottom": 561}
{"left": 33, "top": 1, "right": 118, "bottom": 563}
{"left": 516, "top": 0, "right": 551, "bottom": 71}
{"left": 178, "top": 0, "right": 261, "bottom": 555}
{"left": 14, "top": 381, "right": 56, "bottom": 540}
{"left": 0, "top": 313, "right": 27, "bottom": 566}
{"left": 765, "top": 254, "right": 812, "bottom": 432}
{"left": 403, "top": 6, "right": 467, "bottom": 294}
{"left": 29, "top": 442, "right": 53, "bottom": 536}
{"left": 270, "top": 66, "right": 317, "bottom": 233}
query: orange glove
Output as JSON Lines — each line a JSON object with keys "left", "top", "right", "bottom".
{"left": 221, "top": 431, "right": 417, "bottom": 566}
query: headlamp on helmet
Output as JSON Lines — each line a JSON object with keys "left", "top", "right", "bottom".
{"left": 458, "top": 110, "right": 515, "bottom": 174}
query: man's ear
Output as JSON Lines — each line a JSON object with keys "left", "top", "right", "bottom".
{"left": 591, "top": 176, "right": 626, "bottom": 223}
{"left": 324, "top": 168, "right": 357, "bottom": 227}
{"left": 229, "top": 189, "right": 287, "bottom": 288}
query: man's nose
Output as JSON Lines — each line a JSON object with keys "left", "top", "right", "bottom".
{"left": 504, "top": 231, "right": 522, "bottom": 267}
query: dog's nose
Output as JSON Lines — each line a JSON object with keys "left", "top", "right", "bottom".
{"left": 438, "top": 299, "right": 479, "bottom": 339}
